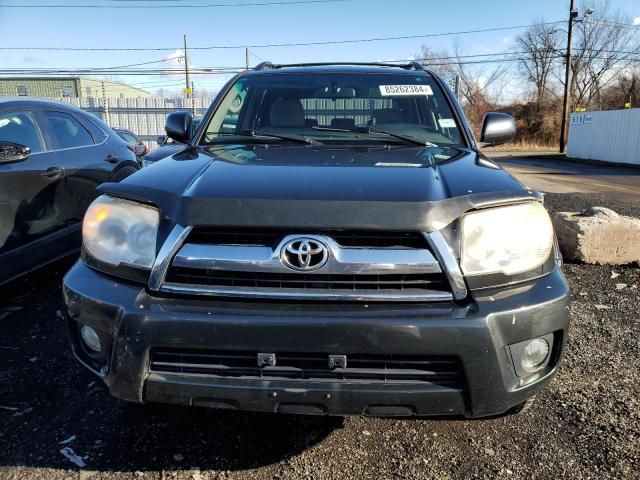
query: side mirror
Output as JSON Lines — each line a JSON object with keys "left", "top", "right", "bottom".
{"left": 133, "top": 143, "right": 147, "bottom": 156}
{"left": 165, "top": 111, "right": 193, "bottom": 144}
{"left": 156, "top": 135, "right": 166, "bottom": 146}
{"left": 479, "top": 112, "right": 516, "bottom": 147}
{"left": 0, "top": 141, "right": 30, "bottom": 163}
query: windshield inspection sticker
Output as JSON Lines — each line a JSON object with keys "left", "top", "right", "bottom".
{"left": 438, "top": 118, "right": 456, "bottom": 128}
{"left": 379, "top": 85, "right": 433, "bottom": 96}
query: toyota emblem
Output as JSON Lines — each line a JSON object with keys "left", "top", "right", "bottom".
{"left": 280, "top": 238, "right": 328, "bottom": 271}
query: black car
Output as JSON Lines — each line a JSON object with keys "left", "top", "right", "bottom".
{"left": 0, "top": 98, "right": 139, "bottom": 285}
{"left": 63, "top": 63, "right": 569, "bottom": 418}
{"left": 141, "top": 117, "right": 201, "bottom": 167}
{"left": 113, "top": 128, "right": 148, "bottom": 160}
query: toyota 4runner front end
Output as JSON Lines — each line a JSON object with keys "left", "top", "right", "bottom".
{"left": 63, "top": 63, "right": 569, "bottom": 418}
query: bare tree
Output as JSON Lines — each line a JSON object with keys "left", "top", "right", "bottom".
{"left": 600, "top": 67, "right": 640, "bottom": 109}
{"left": 618, "top": 69, "right": 640, "bottom": 107}
{"left": 415, "top": 46, "right": 456, "bottom": 76}
{"left": 451, "top": 43, "right": 511, "bottom": 127}
{"left": 558, "top": 1, "right": 640, "bottom": 109}
{"left": 515, "top": 21, "right": 561, "bottom": 109}
{"left": 416, "top": 42, "right": 511, "bottom": 130}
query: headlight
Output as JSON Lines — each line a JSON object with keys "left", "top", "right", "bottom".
{"left": 460, "top": 202, "right": 553, "bottom": 276}
{"left": 83, "top": 195, "right": 160, "bottom": 270}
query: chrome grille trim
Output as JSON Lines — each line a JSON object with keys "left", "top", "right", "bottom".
{"left": 424, "top": 231, "right": 468, "bottom": 301}
{"left": 149, "top": 225, "right": 193, "bottom": 291}
{"left": 151, "top": 230, "right": 459, "bottom": 302}
{"left": 159, "top": 283, "right": 453, "bottom": 302}
{"left": 172, "top": 234, "right": 442, "bottom": 276}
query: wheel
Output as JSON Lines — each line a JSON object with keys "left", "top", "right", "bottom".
{"left": 110, "top": 166, "right": 138, "bottom": 183}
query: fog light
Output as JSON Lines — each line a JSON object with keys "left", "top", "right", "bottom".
{"left": 521, "top": 338, "right": 549, "bottom": 373}
{"left": 80, "top": 325, "right": 102, "bottom": 353}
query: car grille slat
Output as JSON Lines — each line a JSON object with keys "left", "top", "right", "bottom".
{"left": 166, "top": 268, "right": 450, "bottom": 292}
{"left": 187, "top": 228, "right": 428, "bottom": 249}
{"left": 150, "top": 349, "right": 464, "bottom": 388}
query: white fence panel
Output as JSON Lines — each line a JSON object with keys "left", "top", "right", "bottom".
{"left": 567, "top": 109, "right": 640, "bottom": 166}
{"left": 57, "top": 96, "right": 214, "bottom": 150}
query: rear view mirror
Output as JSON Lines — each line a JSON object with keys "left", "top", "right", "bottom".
{"left": 0, "top": 141, "right": 30, "bottom": 163}
{"left": 156, "top": 135, "right": 166, "bottom": 146}
{"left": 165, "top": 111, "right": 193, "bottom": 144}
{"left": 479, "top": 112, "right": 516, "bottom": 147}
{"left": 313, "top": 86, "right": 356, "bottom": 99}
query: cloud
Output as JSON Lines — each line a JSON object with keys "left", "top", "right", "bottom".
{"left": 633, "top": 16, "right": 640, "bottom": 25}
{"left": 501, "top": 36, "right": 514, "bottom": 45}
{"left": 165, "top": 49, "right": 185, "bottom": 69}
{"left": 163, "top": 49, "right": 216, "bottom": 80}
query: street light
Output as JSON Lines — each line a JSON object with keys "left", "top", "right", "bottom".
{"left": 559, "top": 3, "right": 594, "bottom": 153}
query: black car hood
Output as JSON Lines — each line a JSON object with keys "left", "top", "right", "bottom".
{"left": 142, "top": 144, "right": 186, "bottom": 163}
{"left": 99, "top": 144, "right": 539, "bottom": 232}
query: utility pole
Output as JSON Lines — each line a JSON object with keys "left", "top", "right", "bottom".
{"left": 245, "top": 47, "right": 250, "bottom": 70}
{"left": 183, "top": 34, "right": 191, "bottom": 99}
{"left": 559, "top": 0, "right": 578, "bottom": 153}
{"left": 191, "top": 81, "right": 195, "bottom": 115}
{"left": 101, "top": 80, "right": 110, "bottom": 126}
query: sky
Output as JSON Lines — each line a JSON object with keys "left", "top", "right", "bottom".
{"left": 1, "top": 0, "right": 639, "bottom": 95}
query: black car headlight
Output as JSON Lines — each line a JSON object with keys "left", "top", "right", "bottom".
{"left": 460, "top": 202, "right": 554, "bottom": 277}
{"left": 82, "top": 195, "right": 159, "bottom": 278}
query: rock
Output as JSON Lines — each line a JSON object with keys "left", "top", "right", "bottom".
{"left": 484, "top": 448, "right": 495, "bottom": 456}
{"left": 173, "top": 453, "right": 184, "bottom": 462}
{"left": 615, "top": 283, "right": 627, "bottom": 290}
{"left": 553, "top": 207, "right": 640, "bottom": 265}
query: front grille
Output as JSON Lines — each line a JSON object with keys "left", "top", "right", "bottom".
{"left": 166, "top": 268, "right": 450, "bottom": 292}
{"left": 187, "top": 228, "right": 428, "bottom": 249}
{"left": 150, "top": 349, "right": 463, "bottom": 387}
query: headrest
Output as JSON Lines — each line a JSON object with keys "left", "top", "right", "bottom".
{"left": 330, "top": 118, "right": 355, "bottom": 129}
{"left": 269, "top": 99, "right": 305, "bottom": 128}
{"left": 372, "top": 109, "right": 404, "bottom": 124}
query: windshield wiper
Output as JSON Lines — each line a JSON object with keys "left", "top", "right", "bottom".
{"left": 205, "top": 130, "right": 321, "bottom": 145}
{"left": 358, "top": 126, "right": 438, "bottom": 147}
{"left": 240, "top": 129, "right": 322, "bottom": 145}
{"left": 311, "top": 125, "right": 437, "bottom": 147}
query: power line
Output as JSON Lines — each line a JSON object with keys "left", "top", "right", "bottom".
{"left": 86, "top": 58, "right": 173, "bottom": 70}
{"left": 2, "top": 0, "right": 351, "bottom": 8}
{"left": 584, "top": 18, "right": 640, "bottom": 30}
{"left": 249, "top": 50, "right": 267, "bottom": 62}
{"left": 0, "top": 52, "right": 525, "bottom": 73}
{"left": 0, "top": 21, "right": 564, "bottom": 51}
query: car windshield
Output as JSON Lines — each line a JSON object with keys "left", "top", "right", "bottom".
{"left": 200, "top": 71, "right": 464, "bottom": 147}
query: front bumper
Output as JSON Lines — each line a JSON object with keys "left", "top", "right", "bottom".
{"left": 63, "top": 261, "right": 570, "bottom": 418}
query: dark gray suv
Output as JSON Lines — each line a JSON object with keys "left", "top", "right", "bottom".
{"left": 63, "top": 63, "right": 569, "bottom": 418}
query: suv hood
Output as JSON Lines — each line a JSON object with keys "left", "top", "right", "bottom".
{"left": 99, "top": 144, "right": 538, "bottom": 232}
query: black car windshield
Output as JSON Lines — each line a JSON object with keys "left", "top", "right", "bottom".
{"left": 200, "top": 71, "right": 464, "bottom": 147}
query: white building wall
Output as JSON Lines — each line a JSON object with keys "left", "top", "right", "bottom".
{"left": 567, "top": 109, "right": 640, "bottom": 166}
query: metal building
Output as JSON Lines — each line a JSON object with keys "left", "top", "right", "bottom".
{"left": 567, "top": 109, "right": 640, "bottom": 166}
{"left": 0, "top": 77, "right": 150, "bottom": 99}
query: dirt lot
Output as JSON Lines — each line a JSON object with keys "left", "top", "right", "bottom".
{"left": 1, "top": 192, "right": 639, "bottom": 480}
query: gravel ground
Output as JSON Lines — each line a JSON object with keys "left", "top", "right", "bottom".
{"left": 1, "top": 193, "right": 638, "bottom": 480}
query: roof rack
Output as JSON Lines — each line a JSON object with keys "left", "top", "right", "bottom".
{"left": 253, "top": 62, "right": 276, "bottom": 71}
{"left": 252, "top": 61, "right": 426, "bottom": 71}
